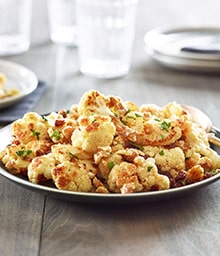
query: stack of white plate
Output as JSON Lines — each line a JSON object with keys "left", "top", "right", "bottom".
{"left": 144, "top": 27, "right": 220, "bottom": 72}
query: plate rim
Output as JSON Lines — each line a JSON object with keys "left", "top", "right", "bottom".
{"left": 0, "top": 59, "right": 38, "bottom": 108}
{"left": 0, "top": 124, "right": 219, "bottom": 203}
{"left": 145, "top": 46, "right": 220, "bottom": 72}
{"left": 144, "top": 26, "right": 220, "bottom": 71}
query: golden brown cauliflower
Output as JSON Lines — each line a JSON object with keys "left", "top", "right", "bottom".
{"left": 94, "top": 146, "right": 123, "bottom": 180}
{"left": 51, "top": 144, "right": 91, "bottom": 163}
{"left": 0, "top": 140, "right": 52, "bottom": 175}
{"left": 46, "top": 112, "right": 77, "bottom": 144}
{"left": 0, "top": 144, "right": 32, "bottom": 175}
{"left": 143, "top": 146, "right": 185, "bottom": 172}
{"left": 134, "top": 157, "right": 170, "bottom": 191}
{"left": 71, "top": 115, "right": 116, "bottom": 154}
{"left": 28, "top": 153, "right": 55, "bottom": 184}
{"left": 11, "top": 112, "right": 50, "bottom": 144}
{"left": 52, "top": 160, "right": 96, "bottom": 192}
{"left": 78, "top": 90, "right": 112, "bottom": 116}
{"left": 108, "top": 161, "right": 143, "bottom": 193}
{"left": 108, "top": 156, "right": 170, "bottom": 193}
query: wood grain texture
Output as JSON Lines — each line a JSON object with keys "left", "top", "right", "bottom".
{"left": 0, "top": 176, "right": 45, "bottom": 256}
{"left": 39, "top": 184, "right": 220, "bottom": 256}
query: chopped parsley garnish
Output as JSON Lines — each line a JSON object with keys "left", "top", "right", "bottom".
{"left": 161, "top": 134, "right": 165, "bottom": 140}
{"left": 110, "top": 109, "right": 118, "bottom": 117}
{"left": 92, "top": 118, "right": 97, "bottom": 123}
{"left": 210, "top": 169, "right": 218, "bottom": 175}
{"left": 135, "top": 113, "right": 143, "bottom": 118}
{"left": 179, "top": 179, "right": 187, "bottom": 185}
{"left": 120, "top": 117, "right": 127, "bottom": 125}
{"left": 159, "top": 150, "right": 164, "bottom": 156}
{"left": 125, "top": 109, "right": 131, "bottom": 115}
{"left": 126, "top": 115, "right": 136, "bottom": 120}
{"left": 126, "top": 113, "right": 142, "bottom": 120}
{"left": 31, "top": 130, "right": 40, "bottom": 140}
{"left": 147, "top": 166, "right": 153, "bottom": 172}
{"left": 50, "top": 130, "right": 61, "bottom": 140}
{"left": 154, "top": 118, "right": 161, "bottom": 122}
{"left": 160, "top": 121, "right": 171, "bottom": 132}
{"left": 41, "top": 115, "right": 48, "bottom": 121}
{"left": 107, "top": 161, "right": 115, "bottom": 170}
{"left": 16, "top": 149, "right": 32, "bottom": 157}
{"left": 69, "top": 152, "right": 79, "bottom": 160}
{"left": 129, "top": 141, "right": 144, "bottom": 151}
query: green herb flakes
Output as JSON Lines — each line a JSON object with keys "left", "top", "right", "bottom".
{"left": 147, "top": 166, "right": 153, "bottom": 172}
{"left": 69, "top": 152, "right": 79, "bottom": 160}
{"left": 129, "top": 141, "right": 144, "bottom": 151}
{"left": 160, "top": 121, "right": 171, "bottom": 132}
{"left": 135, "top": 113, "right": 142, "bottom": 118}
{"left": 31, "top": 130, "right": 40, "bottom": 140}
{"left": 50, "top": 130, "right": 61, "bottom": 140}
{"left": 107, "top": 161, "right": 115, "bottom": 170}
{"left": 161, "top": 134, "right": 165, "bottom": 140}
{"left": 41, "top": 115, "right": 48, "bottom": 121}
{"left": 16, "top": 149, "right": 32, "bottom": 157}
{"left": 159, "top": 150, "right": 165, "bottom": 156}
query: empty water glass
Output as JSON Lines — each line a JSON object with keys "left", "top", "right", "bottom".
{"left": 47, "top": 0, "right": 77, "bottom": 46}
{"left": 75, "top": 0, "right": 138, "bottom": 79}
{"left": 0, "top": 0, "right": 32, "bottom": 56}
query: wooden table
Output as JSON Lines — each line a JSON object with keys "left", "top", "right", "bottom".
{"left": 0, "top": 0, "right": 220, "bottom": 255}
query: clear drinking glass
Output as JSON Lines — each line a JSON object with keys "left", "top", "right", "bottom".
{"left": 0, "top": 0, "right": 32, "bottom": 56}
{"left": 75, "top": 0, "right": 138, "bottom": 79}
{"left": 47, "top": 0, "right": 77, "bottom": 46}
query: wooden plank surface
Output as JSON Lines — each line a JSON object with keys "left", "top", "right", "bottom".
{"left": 40, "top": 183, "right": 220, "bottom": 256}
{"left": 0, "top": 176, "right": 45, "bottom": 256}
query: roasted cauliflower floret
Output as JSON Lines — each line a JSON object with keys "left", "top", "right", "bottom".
{"left": 116, "top": 107, "right": 183, "bottom": 146}
{"left": 71, "top": 115, "right": 116, "bottom": 154}
{"left": 51, "top": 143, "right": 91, "bottom": 163}
{"left": 0, "top": 140, "right": 52, "bottom": 175}
{"left": 0, "top": 144, "right": 33, "bottom": 175}
{"left": 201, "top": 148, "right": 220, "bottom": 169}
{"left": 28, "top": 154, "right": 55, "bottom": 184}
{"left": 11, "top": 112, "right": 50, "bottom": 144}
{"left": 108, "top": 156, "right": 170, "bottom": 193}
{"left": 94, "top": 146, "right": 123, "bottom": 180}
{"left": 46, "top": 112, "right": 77, "bottom": 144}
{"left": 108, "top": 161, "right": 143, "bottom": 193}
{"left": 186, "top": 165, "right": 204, "bottom": 183}
{"left": 161, "top": 102, "right": 188, "bottom": 119}
{"left": 78, "top": 90, "right": 112, "bottom": 117}
{"left": 143, "top": 146, "right": 185, "bottom": 172}
{"left": 52, "top": 160, "right": 96, "bottom": 192}
{"left": 182, "top": 120, "right": 209, "bottom": 153}
{"left": 140, "top": 102, "right": 187, "bottom": 120}
{"left": 134, "top": 157, "right": 170, "bottom": 191}
{"left": 135, "top": 117, "right": 183, "bottom": 146}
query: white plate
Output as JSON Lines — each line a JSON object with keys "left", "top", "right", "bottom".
{"left": 0, "top": 125, "right": 219, "bottom": 204}
{"left": 0, "top": 60, "right": 38, "bottom": 109}
{"left": 144, "top": 26, "right": 220, "bottom": 72}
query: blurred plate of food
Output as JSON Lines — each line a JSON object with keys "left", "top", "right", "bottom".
{"left": 0, "top": 60, "right": 38, "bottom": 109}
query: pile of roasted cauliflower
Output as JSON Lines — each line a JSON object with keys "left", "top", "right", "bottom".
{"left": 0, "top": 90, "right": 219, "bottom": 193}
